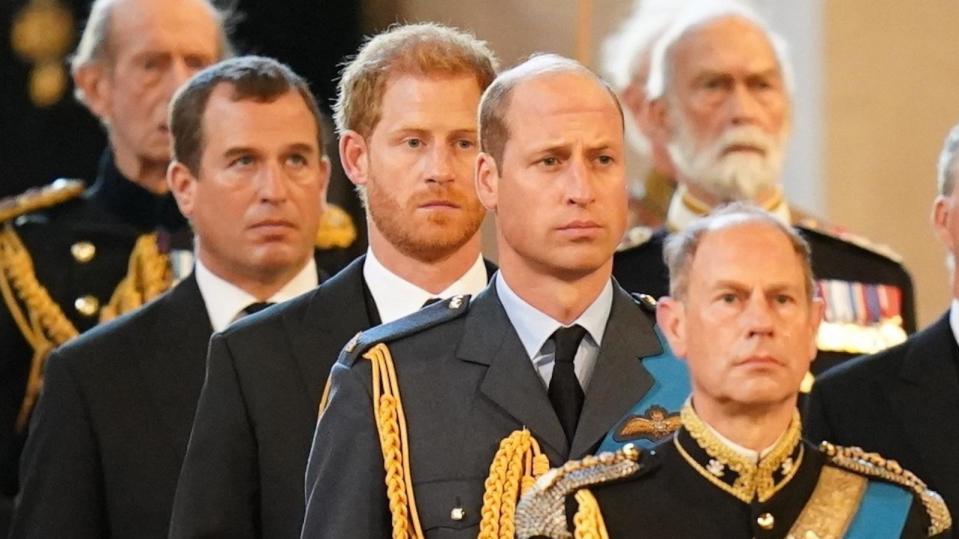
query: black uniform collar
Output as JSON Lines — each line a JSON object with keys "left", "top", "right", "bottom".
{"left": 86, "top": 150, "right": 186, "bottom": 232}
{"left": 673, "top": 401, "right": 805, "bottom": 503}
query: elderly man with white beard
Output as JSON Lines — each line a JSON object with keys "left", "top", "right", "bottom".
{"left": 611, "top": 3, "right": 915, "bottom": 377}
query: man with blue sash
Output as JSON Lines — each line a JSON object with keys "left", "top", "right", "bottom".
{"left": 515, "top": 205, "right": 950, "bottom": 539}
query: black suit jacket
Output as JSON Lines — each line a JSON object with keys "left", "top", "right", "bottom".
{"left": 805, "top": 312, "right": 959, "bottom": 534}
{"left": 9, "top": 275, "right": 212, "bottom": 538}
{"left": 169, "top": 256, "right": 497, "bottom": 538}
{"left": 301, "top": 281, "right": 663, "bottom": 537}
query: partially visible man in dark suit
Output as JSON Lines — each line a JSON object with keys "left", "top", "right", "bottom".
{"left": 301, "top": 53, "right": 684, "bottom": 538}
{"left": 168, "top": 24, "right": 499, "bottom": 539}
{"left": 610, "top": 3, "right": 915, "bottom": 377}
{"left": 11, "top": 55, "right": 334, "bottom": 538}
{"left": 806, "top": 123, "right": 959, "bottom": 534}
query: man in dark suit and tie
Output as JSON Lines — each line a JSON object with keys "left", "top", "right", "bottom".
{"left": 806, "top": 123, "right": 959, "bottom": 532}
{"left": 301, "top": 53, "right": 683, "bottom": 538}
{"left": 168, "top": 24, "right": 499, "bottom": 538}
{"left": 10, "top": 56, "right": 334, "bottom": 538}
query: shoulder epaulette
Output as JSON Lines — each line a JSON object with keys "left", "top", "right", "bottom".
{"left": 314, "top": 203, "right": 357, "bottom": 249}
{"left": 342, "top": 294, "right": 470, "bottom": 366}
{"left": 515, "top": 444, "right": 643, "bottom": 539}
{"left": 796, "top": 219, "right": 903, "bottom": 264}
{"left": 617, "top": 225, "right": 654, "bottom": 252}
{"left": 819, "top": 441, "right": 952, "bottom": 536}
{"left": 630, "top": 293, "right": 657, "bottom": 314}
{"left": 0, "top": 179, "right": 84, "bottom": 224}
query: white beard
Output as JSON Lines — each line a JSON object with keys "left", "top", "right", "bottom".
{"left": 668, "top": 120, "right": 785, "bottom": 202}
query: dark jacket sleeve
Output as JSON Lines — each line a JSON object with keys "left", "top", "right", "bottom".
{"left": 802, "top": 379, "right": 836, "bottom": 446}
{"left": 300, "top": 358, "right": 389, "bottom": 538}
{"left": 169, "top": 333, "right": 259, "bottom": 538}
{"left": 10, "top": 350, "right": 107, "bottom": 537}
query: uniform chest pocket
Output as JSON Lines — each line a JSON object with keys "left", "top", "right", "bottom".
{"left": 414, "top": 478, "right": 483, "bottom": 533}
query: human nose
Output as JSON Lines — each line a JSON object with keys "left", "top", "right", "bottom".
{"left": 743, "top": 292, "right": 775, "bottom": 338}
{"left": 259, "top": 162, "right": 289, "bottom": 203}
{"left": 425, "top": 144, "right": 455, "bottom": 185}
{"left": 565, "top": 156, "right": 595, "bottom": 206}
{"left": 727, "top": 83, "right": 762, "bottom": 126}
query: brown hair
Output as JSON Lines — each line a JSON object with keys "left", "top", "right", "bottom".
{"left": 169, "top": 55, "right": 324, "bottom": 174}
{"left": 332, "top": 22, "right": 498, "bottom": 138}
{"left": 478, "top": 53, "right": 623, "bottom": 169}
{"left": 663, "top": 203, "right": 815, "bottom": 301}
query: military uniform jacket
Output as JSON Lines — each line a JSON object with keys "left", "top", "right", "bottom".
{"left": 612, "top": 225, "right": 916, "bottom": 374}
{"left": 516, "top": 404, "right": 947, "bottom": 539}
{"left": 9, "top": 274, "right": 212, "bottom": 538}
{"left": 805, "top": 312, "right": 959, "bottom": 536}
{"left": 0, "top": 152, "right": 191, "bottom": 496}
{"left": 168, "top": 256, "right": 379, "bottom": 539}
{"left": 301, "top": 280, "right": 665, "bottom": 538}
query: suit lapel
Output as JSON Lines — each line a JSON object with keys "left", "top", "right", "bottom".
{"left": 887, "top": 313, "right": 959, "bottom": 486}
{"left": 136, "top": 274, "right": 213, "bottom": 459}
{"left": 458, "top": 286, "right": 569, "bottom": 461}
{"left": 285, "top": 256, "right": 373, "bottom": 404}
{"left": 570, "top": 286, "right": 660, "bottom": 457}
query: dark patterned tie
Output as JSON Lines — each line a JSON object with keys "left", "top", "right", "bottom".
{"left": 548, "top": 325, "right": 587, "bottom": 443}
{"left": 421, "top": 297, "right": 442, "bottom": 309}
{"left": 242, "top": 302, "right": 275, "bottom": 316}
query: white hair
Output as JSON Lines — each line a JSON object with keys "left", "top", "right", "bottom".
{"left": 600, "top": 0, "right": 690, "bottom": 93}
{"left": 937, "top": 123, "right": 959, "bottom": 196}
{"left": 646, "top": 3, "right": 795, "bottom": 101}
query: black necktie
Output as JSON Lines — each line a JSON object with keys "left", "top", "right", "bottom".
{"left": 421, "top": 297, "right": 442, "bottom": 309}
{"left": 548, "top": 325, "right": 587, "bottom": 443}
{"left": 242, "top": 302, "right": 275, "bottom": 316}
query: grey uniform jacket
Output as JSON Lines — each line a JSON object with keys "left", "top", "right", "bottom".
{"left": 301, "top": 280, "right": 665, "bottom": 538}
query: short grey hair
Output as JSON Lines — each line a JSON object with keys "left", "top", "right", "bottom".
{"left": 663, "top": 203, "right": 814, "bottom": 301}
{"left": 646, "top": 3, "right": 794, "bottom": 101}
{"left": 479, "top": 53, "right": 623, "bottom": 168}
{"left": 937, "top": 123, "right": 959, "bottom": 196}
{"left": 600, "top": 0, "right": 690, "bottom": 93}
{"left": 70, "top": 0, "right": 234, "bottom": 105}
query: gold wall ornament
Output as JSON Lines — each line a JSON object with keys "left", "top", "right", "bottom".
{"left": 11, "top": 0, "right": 74, "bottom": 107}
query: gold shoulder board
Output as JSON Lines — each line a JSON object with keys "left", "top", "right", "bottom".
{"left": 315, "top": 203, "right": 357, "bottom": 249}
{"left": 0, "top": 179, "right": 84, "bottom": 224}
{"left": 820, "top": 441, "right": 951, "bottom": 536}
{"left": 514, "top": 445, "right": 642, "bottom": 539}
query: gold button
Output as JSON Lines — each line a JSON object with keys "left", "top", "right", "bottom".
{"left": 70, "top": 241, "right": 96, "bottom": 263}
{"left": 74, "top": 295, "right": 100, "bottom": 317}
{"left": 756, "top": 512, "right": 775, "bottom": 530}
{"left": 450, "top": 507, "right": 465, "bottom": 521}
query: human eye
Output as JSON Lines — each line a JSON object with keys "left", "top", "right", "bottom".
{"left": 595, "top": 154, "right": 615, "bottom": 166}
{"left": 718, "top": 292, "right": 739, "bottom": 304}
{"left": 286, "top": 153, "right": 309, "bottom": 168}
{"left": 455, "top": 138, "right": 476, "bottom": 151}
{"left": 773, "top": 293, "right": 795, "bottom": 305}
{"left": 404, "top": 137, "right": 423, "bottom": 149}
{"left": 229, "top": 154, "right": 256, "bottom": 168}
{"left": 538, "top": 156, "right": 561, "bottom": 168}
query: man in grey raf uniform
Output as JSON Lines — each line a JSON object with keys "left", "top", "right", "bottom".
{"left": 301, "top": 54, "right": 684, "bottom": 537}
{"left": 516, "top": 205, "right": 950, "bottom": 539}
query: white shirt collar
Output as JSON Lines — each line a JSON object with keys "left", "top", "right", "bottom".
{"left": 949, "top": 300, "right": 959, "bottom": 348}
{"left": 495, "top": 272, "right": 614, "bottom": 360}
{"left": 362, "top": 248, "right": 488, "bottom": 324}
{"left": 666, "top": 185, "right": 791, "bottom": 231}
{"left": 195, "top": 256, "right": 318, "bottom": 332}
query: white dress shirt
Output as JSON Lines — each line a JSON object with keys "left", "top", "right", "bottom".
{"left": 496, "top": 273, "right": 614, "bottom": 390}
{"left": 362, "top": 248, "right": 488, "bottom": 324}
{"left": 195, "top": 257, "right": 318, "bottom": 333}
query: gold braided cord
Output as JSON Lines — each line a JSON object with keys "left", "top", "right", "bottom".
{"left": 820, "top": 441, "right": 953, "bottom": 536}
{"left": 363, "top": 343, "right": 424, "bottom": 539}
{"left": 99, "top": 233, "right": 171, "bottom": 323}
{"left": 0, "top": 179, "right": 84, "bottom": 223}
{"left": 0, "top": 224, "right": 79, "bottom": 430}
{"left": 573, "top": 489, "right": 609, "bottom": 539}
{"left": 314, "top": 204, "right": 357, "bottom": 249}
{"left": 478, "top": 429, "right": 551, "bottom": 539}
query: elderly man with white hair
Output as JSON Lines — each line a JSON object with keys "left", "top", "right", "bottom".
{"left": 611, "top": 2, "right": 916, "bottom": 376}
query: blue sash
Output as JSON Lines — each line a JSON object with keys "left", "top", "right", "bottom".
{"left": 845, "top": 480, "right": 912, "bottom": 538}
{"left": 598, "top": 329, "right": 690, "bottom": 452}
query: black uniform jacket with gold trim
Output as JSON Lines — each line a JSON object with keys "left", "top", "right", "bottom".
{"left": 612, "top": 225, "right": 916, "bottom": 374}
{"left": 0, "top": 152, "right": 190, "bottom": 496}
{"left": 301, "top": 279, "right": 666, "bottom": 538}
{"left": 574, "top": 432, "right": 932, "bottom": 538}
{"left": 169, "top": 256, "right": 497, "bottom": 539}
{"left": 806, "top": 312, "right": 959, "bottom": 536}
